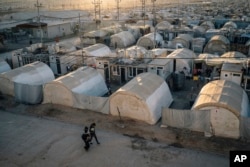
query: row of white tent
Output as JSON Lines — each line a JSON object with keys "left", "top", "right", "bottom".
{"left": 1, "top": 61, "right": 250, "bottom": 140}
{"left": 0, "top": 61, "right": 173, "bottom": 125}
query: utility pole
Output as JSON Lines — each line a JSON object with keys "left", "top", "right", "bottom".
{"left": 152, "top": 0, "right": 157, "bottom": 48}
{"left": 34, "top": 0, "right": 43, "bottom": 43}
{"left": 140, "top": 0, "right": 146, "bottom": 35}
{"left": 115, "top": 0, "right": 121, "bottom": 21}
{"left": 92, "top": 0, "right": 102, "bottom": 29}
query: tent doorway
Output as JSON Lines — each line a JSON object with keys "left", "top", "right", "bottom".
{"left": 104, "top": 64, "right": 109, "bottom": 81}
{"left": 121, "top": 67, "right": 126, "bottom": 83}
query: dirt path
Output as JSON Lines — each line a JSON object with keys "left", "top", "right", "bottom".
{"left": 1, "top": 94, "right": 249, "bottom": 157}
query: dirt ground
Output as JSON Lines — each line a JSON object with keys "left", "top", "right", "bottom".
{"left": 0, "top": 63, "right": 250, "bottom": 166}
{"left": 0, "top": 78, "right": 250, "bottom": 158}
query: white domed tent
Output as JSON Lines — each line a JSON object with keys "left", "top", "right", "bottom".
{"left": 0, "top": 61, "right": 54, "bottom": 104}
{"left": 195, "top": 53, "right": 220, "bottom": 66}
{"left": 203, "top": 35, "right": 230, "bottom": 55}
{"left": 172, "top": 34, "right": 193, "bottom": 49}
{"left": 124, "top": 45, "right": 148, "bottom": 59}
{"left": 43, "top": 67, "right": 109, "bottom": 113}
{"left": 156, "top": 21, "right": 172, "bottom": 31}
{"left": 221, "top": 51, "right": 246, "bottom": 59}
{"left": 167, "top": 48, "right": 197, "bottom": 76}
{"left": 110, "top": 31, "right": 136, "bottom": 48}
{"left": 193, "top": 26, "right": 206, "bottom": 37}
{"left": 81, "top": 43, "right": 112, "bottom": 66}
{"left": 136, "top": 32, "right": 163, "bottom": 50}
{"left": 222, "top": 21, "right": 237, "bottom": 29}
{"left": 200, "top": 21, "right": 215, "bottom": 31}
{"left": 192, "top": 80, "right": 250, "bottom": 139}
{"left": 109, "top": 73, "right": 173, "bottom": 125}
{"left": 126, "top": 26, "right": 141, "bottom": 40}
{"left": 0, "top": 60, "right": 11, "bottom": 73}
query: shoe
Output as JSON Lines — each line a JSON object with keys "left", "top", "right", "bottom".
{"left": 97, "top": 142, "right": 100, "bottom": 144}
{"left": 90, "top": 142, "right": 93, "bottom": 144}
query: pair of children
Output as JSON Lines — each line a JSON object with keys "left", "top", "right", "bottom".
{"left": 81, "top": 123, "right": 100, "bottom": 151}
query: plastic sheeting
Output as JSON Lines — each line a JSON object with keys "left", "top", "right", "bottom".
{"left": 110, "top": 72, "right": 173, "bottom": 125}
{"left": 161, "top": 108, "right": 211, "bottom": 134}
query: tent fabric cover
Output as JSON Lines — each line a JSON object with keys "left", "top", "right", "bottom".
{"left": 221, "top": 51, "right": 247, "bottom": 58}
{"left": 156, "top": 21, "right": 172, "bottom": 30}
{"left": 43, "top": 67, "right": 109, "bottom": 113}
{"left": 136, "top": 32, "right": 163, "bottom": 49}
{"left": 44, "top": 66, "right": 108, "bottom": 99}
{"left": 0, "top": 61, "right": 54, "bottom": 96}
{"left": 203, "top": 35, "right": 230, "bottom": 55}
{"left": 110, "top": 31, "right": 135, "bottom": 48}
{"left": 200, "top": 21, "right": 215, "bottom": 30}
{"left": 172, "top": 34, "right": 193, "bottom": 49}
{"left": 0, "top": 60, "right": 11, "bottom": 73}
{"left": 110, "top": 72, "right": 173, "bottom": 125}
{"left": 14, "top": 82, "right": 43, "bottom": 104}
{"left": 192, "top": 80, "right": 250, "bottom": 118}
{"left": 167, "top": 48, "right": 197, "bottom": 74}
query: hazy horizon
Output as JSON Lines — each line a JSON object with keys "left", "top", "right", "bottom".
{"left": 0, "top": 0, "right": 203, "bottom": 12}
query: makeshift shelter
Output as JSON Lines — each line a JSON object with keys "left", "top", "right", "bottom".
{"left": 193, "top": 26, "right": 206, "bottom": 37}
{"left": 0, "top": 60, "right": 11, "bottom": 73}
{"left": 156, "top": 21, "right": 172, "bottom": 31}
{"left": 222, "top": 21, "right": 237, "bottom": 29}
{"left": 0, "top": 61, "right": 54, "bottom": 104}
{"left": 192, "top": 80, "right": 250, "bottom": 139}
{"left": 123, "top": 45, "right": 148, "bottom": 59}
{"left": 136, "top": 32, "right": 163, "bottom": 50}
{"left": 151, "top": 48, "right": 168, "bottom": 57}
{"left": 43, "top": 67, "right": 109, "bottom": 113}
{"left": 110, "top": 31, "right": 136, "bottom": 48}
{"left": 200, "top": 21, "right": 215, "bottom": 31}
{"left": 167, "top": 48, "right": 197, "bottom": 76}
{"left": 203, "top": 35, "right": 230, "bottom": 55}
{"left": 172, "top": 34, "right": 193, "bottom": 49}
{"left": 81, "top": 43, "right": 112, "bottom": 66}
{"left": 109, "top": 72, "right": 173, "bottom": 125}
{"left": 197, "top": 52, "right": 246, "bottom": 66}
{"left": 221, "top": 51, "right": 247, "bottom": 59}
{"left": 83, "top": 30, "right": 109, "bottom": 45}
{"left": 192, "top": 38, "right": 206, "bottom": 53}
{"left": 205, "top": 29, "right": 221, "bottom": 40}
{"left": 126, "top": 26, "right": 141, "bottom": 40}
{"left": 195, "top": 53, "right": 220, "bottom": 66}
